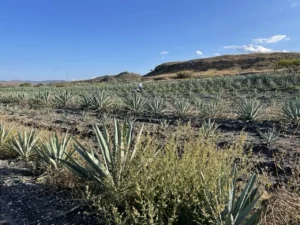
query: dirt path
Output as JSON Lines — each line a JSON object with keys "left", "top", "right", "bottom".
{"left": 0, "top": 159, "right": 103, "bottom": 225}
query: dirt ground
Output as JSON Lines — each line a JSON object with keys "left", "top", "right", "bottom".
{"left": 0, "top": 159, "right": 103, "bottom": 225}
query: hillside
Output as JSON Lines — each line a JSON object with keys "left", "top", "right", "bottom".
{"left": 83, "top": 71, "right": 141, "bottom": 83}
{"left": 145, "top": 52, "right": 300, "bottom": 78}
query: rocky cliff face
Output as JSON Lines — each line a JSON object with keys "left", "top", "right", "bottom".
{"left": 145, "top": 53, "right": 300, "bottom": 77}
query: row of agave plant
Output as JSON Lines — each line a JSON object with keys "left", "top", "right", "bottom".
{"left": 1, "top": 89, "right": 300, "bottom": 122}
{"left": 149, "top": 73, "right": 300, "bottom": 94}
{"left": 0, "top": 120, "right": 262, "bottom": 225}
{"left": 0, "top": 90, "right": 221, "bottom": 116}
{"left": 2, "top": 72, "right": 299, "bottom": 95}
{"left": 234, "top": 97, "right": 300, "bottom": 122}
{"left": 1, "top": 72, "right": 300, "bottom": 102}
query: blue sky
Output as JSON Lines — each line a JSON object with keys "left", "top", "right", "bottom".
{"left": 0, "top": 0, "right": 299, "bottom": 81}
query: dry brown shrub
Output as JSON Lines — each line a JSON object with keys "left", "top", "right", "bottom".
{"left": 42, "top": 168, "right": 86, "bottom": 190}
{"left": 260, "top": 190, "right": 300, "bottom": 225}
{"left": 176, "top": 71, "right": 194, "bottom": 79}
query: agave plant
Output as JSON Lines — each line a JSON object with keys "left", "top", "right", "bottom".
{"left": 13, "top": 92, "right": 28, "bottom": 105}
{"left": 98, "top": 112, "right": 111, "bottom": 125}
{"left": 112, "top": 97, "right": 124, "bottom": 111}
{"left": 37, "top": 133, "right": 72, "bottom": 170}
{"left": 0, "top": 122, "right": 12, "bottom": 145}
{"left": 63, "top": 119, "right": 144, "bottom": 187}
{"left": 7, "top": 105, "right": 21, "bottom": 115}
{"left": 124, "top": 92, "right": 146, "bottom": 113}
{"left": 199, "top": 118, "right": 219, "bottom": 138}
{"left": 11, "top": 130, "right": 39, "bottom": 161}
{"left": 78, "top": 93, "right": 92, "bottom": 109}
{"left": 172, "top": 98, "right": 193, "bottom": 116}
{"left": 204, "top": 100, "right": 222, "bottom": 117}
{"left": 236, "top": 98, "right": 263, "bottom": 121}
{"left": 54, "top": 90, "right": 74, "bottom": 108}
{"left": 5, "top": 93, "right": 26, "bottom": 104}
{"left": 61, "top": 111, "right": 69, "bottom": 121}
{"left": 282, "top": 97, "right": 300, "bottom": 122}
{"left": 146, "top": 96, "right": 167, "bottom": 114}
{"left": 199, "top": 164, "right": 261, "bottom": 225}
{"left": 91, "top": 90, "right": 112, "bottom": 111}
{"left": 159, "top": 119, "right": 171, "bottom": 131}
{"left": 0, "top": 94, "right": 12, "bottom": 104}
{"left": 192, "top": 97, "right": 205, "bottom": 115}
{"left": 258, "top": 128, "right": 279, "bottom": 146}
{"left": 30, "top": 91, "right": 51, "bottom": 107}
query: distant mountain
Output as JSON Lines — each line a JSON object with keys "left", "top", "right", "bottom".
{"left": 0, "top": 80, "right": 65, "bottom": 84}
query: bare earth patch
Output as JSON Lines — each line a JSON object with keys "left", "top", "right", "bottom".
{"left": 0, "top": 159, "right": 103, "bottom": 225}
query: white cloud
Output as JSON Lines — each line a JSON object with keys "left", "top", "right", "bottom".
{"left": 196, "top": 50, "right": 203, "bottom": 56}
{"left": 160, "top": 51, "right": 169, "bottom": 55}
{"left": 161, "top": 56, "right": 165, "bottom": 59}
{"left": 224, "top": 44, "right": 274, "bottom": 53}
{"left": 291, "top": 2, "right": 298, "bottom": 7}
{"left": 224, "top": 44, "right": 289, "bottom": 54}
{"left": 214, "top": 53, "right": 220, "bottom": 56}
{"left": 253, "top": 35, "right": 290, "bottom": 44}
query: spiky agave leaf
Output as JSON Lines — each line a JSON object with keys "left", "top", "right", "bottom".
{"left": 229, "top": 173, "right": 261, "bottom": 224}
{"left": 204, "top": 100, "right": 222, "bottom": 117}
{"left": 54, "top": 90, "right": 74, "bottom": 108}
{"left": 159, "top": 119, "right": 171, "bottom": 130}
{"left": 199, "top": 164, "right": 261, "bottom": 225}
{"left": 90, "top": 90, "right": 112, "bottom": 111}
{"left": 146, "top": 96, "right": 167, "bottom": 114}
{"left": 199, "top": 118, "right": 219, "bottom": 138}
{"left": 36, "top": 132, "right": 72, "bottom": 170}
{"left": 63, "top": 119, "right": 144, "bottom": 187}
{"left": 0, "top": 122, "right": 12, "bottom": 145}
{"left": 172, "top": 98, "right": 192, "bottom": 116}
{"left": 282, "top": 97, "right": 300, "bottom": 122}
{"left": 257, "top": 128, "right": 279, "bottom": 146}
{"left": 78, "top": 93, "right": 92, "bottom": 109}
{"left": 124, "top": 92, "right": 146, "bottom": 113}
{"left": 11, "top": 130, "right": 39, "bottom": 161}
{"left": 192, "top": 97, "right": 205, "bottom": 115}
{"left": 30, "top": 91, "right": 52, "bottom": 107}
{"left": 236, "top": 98, "right": 263, "bottom": 121}
{"left": 98, "top": 113, "right": 111, "bottom": 125}
{"left": 63, "top": 140, "right": 109, "bottom": 184}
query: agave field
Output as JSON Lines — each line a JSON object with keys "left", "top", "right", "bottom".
{"left": 1, "top": 72, "right": 300, "bottom": 224}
